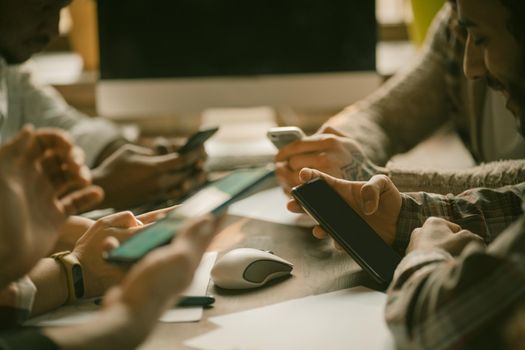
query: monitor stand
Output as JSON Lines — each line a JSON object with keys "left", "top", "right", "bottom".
{"left": 202, "top": 107, "right": 278, "bottom": 171}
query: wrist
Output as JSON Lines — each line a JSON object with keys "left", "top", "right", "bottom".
{"left": 400, "top": 248, "right": 452, "bottom": 266}
{"left": 93, "top": 138, "right": 128, "bottom": 167}
{"left": 29, "top": 258, "right": 69, "bottom": 315}
{"left": 52, "top": 259, "right": 70, "bottom": 306}
{"left": 53, "top": 259, "right": 69, "bottom": 305}
{"left": 51, "top": 251, "right": 85, "bottom": 304}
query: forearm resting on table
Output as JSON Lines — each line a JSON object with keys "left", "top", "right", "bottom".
{"left": 29, "top": 258, "right": 68, "bottom": 316}
{"left": 43, "top": 294, "right": 173, "bottom": 350}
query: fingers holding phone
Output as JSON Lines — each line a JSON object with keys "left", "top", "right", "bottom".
{"left": 274, "top": 125, "right": 387, "bottom": 195}
{"left": 290, "top": 173, "right": 401, "bottom": 284}
{"left": 72, "top": 211, "right": 146, "bottom": 298}
{"left": 92, "top": 142, "right": 207, "bottom": 210}
{"left": 105, "top": 168, "right": 274, "bottom": 264}
{"left": 267, "top": 126, "right": 305, "bottom": 150}
{"left": 288, "top": 169, "right": 402, "bottom": 246}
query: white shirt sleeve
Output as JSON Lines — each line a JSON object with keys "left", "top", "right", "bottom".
{"left": 2, "top": 63, "right": 124, "bottom": 167}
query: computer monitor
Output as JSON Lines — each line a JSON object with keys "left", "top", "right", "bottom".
{"left": 96, "top": 0, "right": 379, "bottom": 118}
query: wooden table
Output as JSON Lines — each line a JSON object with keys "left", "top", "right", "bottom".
{"left": 138, "top": 212, "right": 383, "bottom": 349}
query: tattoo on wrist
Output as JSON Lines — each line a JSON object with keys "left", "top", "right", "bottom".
{"left": 340, "top": 151, "right": 378, "bottom": 181}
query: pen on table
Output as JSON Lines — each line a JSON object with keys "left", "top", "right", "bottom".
{"left": 94, "top": 295, "right": 216, "bottom": 307}
{"left": 177, "top": 295, "right": 216, "bottom": 307}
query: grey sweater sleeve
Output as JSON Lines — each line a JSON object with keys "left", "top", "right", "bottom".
{"left": 323, "top": 4, "right": 454, "bottom": 166}
{"left": 389, "top": 160, "right": 525, "bottom": 195}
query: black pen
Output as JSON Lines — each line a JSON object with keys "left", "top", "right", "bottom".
{"left": 176, "top": 295, "right": 215, "bottom": 307}
{"left": 94, "top": 295, "right": 215, "bottom": 307}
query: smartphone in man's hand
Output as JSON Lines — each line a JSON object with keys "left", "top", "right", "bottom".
{"left": 291, "top": 177, "right": 401, "bottom": 285}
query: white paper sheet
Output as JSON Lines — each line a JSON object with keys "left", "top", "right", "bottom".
{"left": 26, "top": 252, "right": 217, "bottom": 327}
{"left": 185, "top": 287, "right": 395, "bottom": 350}
{"left": 160, "top": 251, "right": 218, "bottom": 322}
{"left": 228, "top": 186, "right": 316, "bottom": 227}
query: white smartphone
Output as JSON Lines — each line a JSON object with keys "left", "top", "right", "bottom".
{"left": 267, "top": 126, "right": 306, "bottom": 149}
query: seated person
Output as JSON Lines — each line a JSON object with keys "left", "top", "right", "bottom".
{"left": 0, "top": 128, "right": 219, "bottom": 349}
{"left": 287, "top": 0, "right": 525, "bottom": 255}
{"left": 293, "top": 168, "right": 525, "bottom": 349}
{"left": 0, "top": 0, "right": 207, "bottom": 211}
{"left": 276, "top": 0, "right": 525, "bottom": 196}
{"left": 0, "top": 128, "right": 196, "bottom": 327}
{"left": 0, "top": 126, "right": 103, "bottom": 288}
{"left": 288, "top": 1, "right": 525, "bottom": 346}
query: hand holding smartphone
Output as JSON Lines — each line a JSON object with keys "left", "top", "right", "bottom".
{"left": 291, "top": 177, "right": 401, "bottom": 285}
{"left": 267, "top": 126, "right": 305, "bottom": 149}
{"left": 105, "top": 167, "right": 274, "bottom": 264}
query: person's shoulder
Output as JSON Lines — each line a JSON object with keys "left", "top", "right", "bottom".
{"left": 4, "top": 60, "right": 39, "bottom": 88}
{"left": 419, "top": 2, "right": 458, "bottom": 62}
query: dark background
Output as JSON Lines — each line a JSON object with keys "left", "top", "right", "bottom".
{"left": 98, "top": 0, "right": 376, "bottom": 79}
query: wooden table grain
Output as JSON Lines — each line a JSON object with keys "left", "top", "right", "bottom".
{"left": 138, "top": 213, "right": 383, "bottom": 350}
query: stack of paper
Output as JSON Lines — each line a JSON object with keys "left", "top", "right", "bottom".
{"left": 186, "top": 287, "right": 395, "bottom": 350}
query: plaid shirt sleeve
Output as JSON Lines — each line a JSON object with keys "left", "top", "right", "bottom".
{"left": 0, "top": 276, "right": 36, "bottom": 329}
{"left": 393, "top": 183, "right": 525, "bottom": 255}
{"left": 386, "top": 216, "right": 525, "bottom": 350}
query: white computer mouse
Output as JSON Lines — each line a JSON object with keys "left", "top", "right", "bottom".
{"left": 211, "top": 248, "right": 293, "bottom": 289}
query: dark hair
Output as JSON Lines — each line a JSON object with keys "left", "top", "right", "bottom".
{"left": 499, "top": 0, "right": 525, "bottom": 48}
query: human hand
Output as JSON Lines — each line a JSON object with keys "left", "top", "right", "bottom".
{"left": 407, "top": 217, "right": 485, "bottom": 256}
{"left": 275, "top": 126, "right": 385, "bottom": 194}
{"left": 0, "top": 127, "right": 103, "bottom": 284}
{"left": 70, "top": 207, "right": 176, "bottom": 298}
{"left": 287, "top": 168, "right": 401, "bottom": 246}
{"left": 102, "top": 214, "right": 218, "bottom": 310}
{"left": 55, "top": 216, "right": 96, "bottom": 253}
{"left": 92, "top": 143, "right": 207, "bottom": 210}
{"left": 55, "top": 206, "right": 176, "bottom": 254}
{"left": 70, "top": 212, "right": 141, "bottom": 298}
{"left": 44, "top": 215, "right": 219, "bottom": 350}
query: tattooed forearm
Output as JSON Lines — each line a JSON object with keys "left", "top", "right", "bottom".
{"left": 341, "top": 151, "right": 379, "bottom": 181}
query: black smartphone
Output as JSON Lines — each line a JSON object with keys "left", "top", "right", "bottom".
{"left": 291, "top": 177, "right": 401, "bottom": 285}
{"left": 105, "top": 167, "right": 274, "bottom": 264}
{"left": 177, "top": 126, "right": 219, "bottom": 154}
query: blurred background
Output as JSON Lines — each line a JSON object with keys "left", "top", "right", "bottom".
{"left": 34, "top": 0, "right": 446, "bottom": 134}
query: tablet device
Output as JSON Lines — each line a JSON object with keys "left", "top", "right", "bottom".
{"left": 291, "top": 177, "right": 401, "bottom": 284}
{"left": 106, "top": 167, "right": 274, "bottom": 264}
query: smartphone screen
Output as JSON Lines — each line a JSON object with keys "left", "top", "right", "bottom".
{"left": 106, "top": 167, "right": 274, "bottom": 264}
{"left": 178, "top": 126, "right": 219, "bottom": 154}
{"left": 291, "top": 178, "right": 401, "bottom": 284}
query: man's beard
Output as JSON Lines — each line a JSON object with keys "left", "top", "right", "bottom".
{"left": 486, "top": 73, "right": 525, "bottom": 137}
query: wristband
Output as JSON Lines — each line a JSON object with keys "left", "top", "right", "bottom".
{"left": 51, "top": 251, "right": 85, "bottom": 304}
